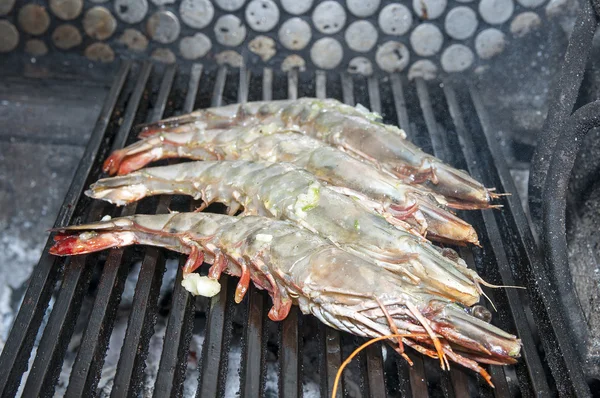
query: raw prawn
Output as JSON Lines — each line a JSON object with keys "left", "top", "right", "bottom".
{"left": 135, "top": 98, "right": 501, "bottom": 208}
{"left": 103, "top": 124, "right": 479, "bottom": 245}
{"left": 49, "top": 212, "right": 521, "bottom": 387}
{"left": 87, "top": 160, "right": 490, "bottom": 306}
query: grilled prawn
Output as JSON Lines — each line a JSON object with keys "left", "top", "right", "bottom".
{"left": 103, "top": 125, "right": 479, "bottom": 245}
{"left": 87, "top": 160, "right": 490, "bottom": 306}
{"left": 136, "top": 98, "right": 500, "bottom": 208}
{"left": 49, "top": 213, "right": 521, "bottom": 386}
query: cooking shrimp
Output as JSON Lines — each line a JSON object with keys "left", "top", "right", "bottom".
{"left": 136, "top": 98, "right": 501, "bottom": 208}
{"left": 87, "top": 160, "right": 491, "bottom": 306}
{"left": 103, "top": 124, "right": 479, "bottom": 245}
{"left": 49, "top": 212, "right": 521, "bottom": 386}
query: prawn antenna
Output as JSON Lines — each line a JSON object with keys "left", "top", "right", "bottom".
{"left": 475, "top": 278, "right": 526, "bottom": 311}
{"left": 477, "top": 278, "right": 526, "bottom": 290}
{"left": 332, "top": 333, "right": 427, "bottom": 398}
{"left": 478, "top": 287, "right": 497, "bottom": 312}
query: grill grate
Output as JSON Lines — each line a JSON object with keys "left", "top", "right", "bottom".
{"left": 0, "top": 61, "right": 591, "bottom": 397}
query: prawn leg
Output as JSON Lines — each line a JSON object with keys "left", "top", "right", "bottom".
{"left": 182, "top": 239, "right": 204, "bottom": 275}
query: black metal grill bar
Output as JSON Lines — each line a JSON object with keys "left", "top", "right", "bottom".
{"left": 414, "top": 78, "right": 513, "bottom": 396}
{"left": 240, "top": 67, "right": 271, "bottom": 398}
{"left": 241, "top": 286, "right": 266, "bottom": 398}
{"left": 280, "top": 308, "right": 301, "bottom": 398}
{"left": 449, "top": 367, "right": 469, "bottom": 398}
{"left": 316, "top": 71, "right": 326, "bottom": 100}
{"left": 239, "top": 65, "right": 250, "bottom": 103}
{"left": 196, "top": 276, "right": 230, "bottom": 397}
{"left": 196, "top": 65, "right": 232, "bottom": 398}
{"left": 341, "top": 73, "right": 354, "bottom": 106}
{"left": 406, "top": 352, "right": 428, "bottom": 397}
{"left": 415, "top": 79, "right": 448, "bottom": 160}
{"left": 367, "top": 76, "right": 382, "bottom": 115}
{"left": 0, "top": 61, "right": 131, "bottom": 398}
{"left": 468, "top": 84, "right": 591, "bottom": 396}
{"left": 183, "top": 64, "right": 204, "bottom": 116}
{"left": 110, "top": 65, "right": 177, "bottom": 398}
{"left": 388, "top": 77, "right": 430, "bottom": 398}
{"left": 390, "top": 75, "right": 411, "bottom": 136}
{"left": 278, "top": 68, "right": 301, "bottom": 398}
{"left": 212, "top": 66, "right": 227, "bottom": 108}
{"left": 152, "top": 63, "right": 204, "bottom": 398}
{"left": 320, "top": 327, "right": 343, "bottom": 397}
{"left": 263, "top": 68, "right": 273, "bottom": 102}
{"left": 287, "top": 69, "right": 298, "bottom": 101}
{"left": 196, "top": 276, "right": 229, "bottom": 397}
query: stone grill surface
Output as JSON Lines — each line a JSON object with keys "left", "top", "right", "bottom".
{"left": 0, "top": 0, "right": 562, "bottom": 76}
{"left": 0, "top": 61, "right": 590, "bottom": 397}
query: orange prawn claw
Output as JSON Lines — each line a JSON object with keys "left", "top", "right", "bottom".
{"left": 182, "top": 243, "right": 204, "bottom": 276}
{"left": 208, "top": 252, "right": 227, "bottom": 279}
{"left": 268, "top": 298, "right": 292, "bottom": 321}
{"left": 235, "top": 264, "right": 251, "bottom": 303}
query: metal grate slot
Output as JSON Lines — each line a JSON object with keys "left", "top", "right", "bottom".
{"left": 0, "top": 63, "right": 591, "bottom": 398}
{"left": 152, "top": 63, "right": 203, "bottom": 398}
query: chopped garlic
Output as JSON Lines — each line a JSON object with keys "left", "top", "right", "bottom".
{"left": 355, "top": 103, "right": 382, "bottom": 121}
{"left": 100, "top": 215, "right": 112, "bottom": 221}
{"left": 293, "top": 182, "right": 320, "bottom": 219}
{"left": 181, "top": 274, "right": 221, "bottom": 297}
{"left": 79, "top": 231, "right": 98, "bottom": 241}
{"left": 258, "top": 123, "right": 281, "bottom": 135}
{"left": 255, "top": 234, "right": 273, "bottom": 243}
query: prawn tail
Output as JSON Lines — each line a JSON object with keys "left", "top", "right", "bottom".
{"left": 50, "top": 231, "right": 136, "bottom": 255}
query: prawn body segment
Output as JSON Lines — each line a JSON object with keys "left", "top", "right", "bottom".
{"left": 50, "top": 213, "right": 521, "bottom": 386}
{"left": 104, "top": 125, "right": 480, "bottom": 246}
{"left": 137, "top": 98, "right": 498, "bottom": 207}
{"left": 87, "top": 160, "right": 487, "bottom": 306}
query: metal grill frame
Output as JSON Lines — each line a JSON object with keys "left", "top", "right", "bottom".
{"left": 0, "top": 60, "right": 591, "bottom": 397}
{"left": 528, "top": 0, "right": 600, "bottom": 385}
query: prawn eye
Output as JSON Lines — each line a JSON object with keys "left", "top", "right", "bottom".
{"left": 471, "top": 305, "right": 492, "bottom": 323}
